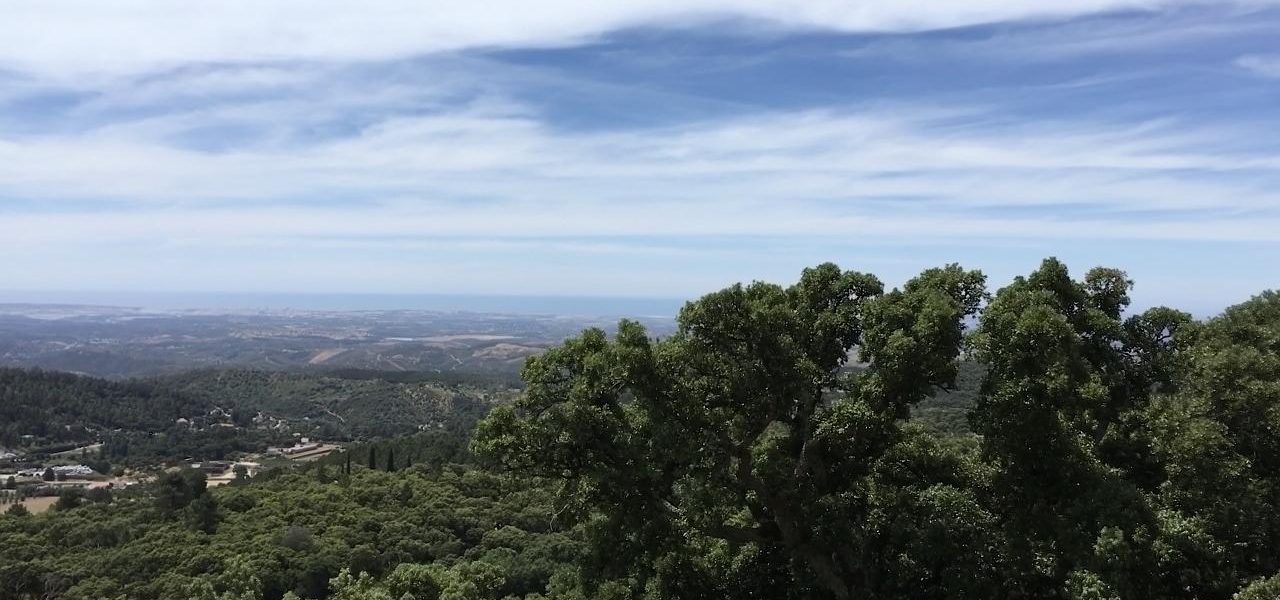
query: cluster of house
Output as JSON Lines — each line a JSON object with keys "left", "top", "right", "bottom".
{"left": 15, "top": 464, "right": 96, "bottom": 478}
{"left": 267, "top": 438, "right": 322, "bottom": 456}
{"left": 172, "top": 406, "right": 298, "bottom": 432}
{"left": 189, "top": 460, "right": 235, "bottom": 473}
{"left": 174, "top": 407, "right": 241, "bottom": 429}
{"left": 195, "top": 460, "right": 262, "bottom": 486}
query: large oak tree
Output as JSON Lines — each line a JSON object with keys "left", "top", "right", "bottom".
{"left": 474, "top": 263, "right": 993, "bottom": 599}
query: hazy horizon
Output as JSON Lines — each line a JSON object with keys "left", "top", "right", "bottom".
{"left": 0, "top": 284, "right": 1249, "bottom": 320}
{"left": 0, "top": 290, "right": 690, "bottom": 318}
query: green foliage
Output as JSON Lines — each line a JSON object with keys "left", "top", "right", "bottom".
{"left": 315, "top": 433, "right": 471, "bottom": 477}
{"left": 1146, "top": 291, "right": 1280, "bottom": 593}
{"left": 0, "top": 368, "right": 515, "bottom": 466}
{"left": 0, "top": 368, "right": 200, "bottom": 448}
{"left": 162, "top": 370, "right": 513, "bottom": 440}
{"left": 385, "top": 563, "right": 441, "bottom": 600}
{"left": 329, "top": 569, "right": 392, "bottom": 600}
{"left": 476, "top": 260, "right": 1280, "bottom": 600}
{"left": 1065, "top": 570, "right": 1120, "bottom": 600}
{"left": 909, "top": 361, "right": 983, "bottom": 435}
{"left": 1234, "top": 573, "right": 1280, "bottom": 600}
{"left": 474, "top": 262, "right": 993, "bottom": 599}
{"left": 0, "top": 463, "right": 578, "bottom": 600}
{"left": 967, "top": 259, "right": 1277, "bottom": 599}
{"left": 53, "top": 488, "right": 86, "bottom": 512}
{"left": 187, "top": 493, "right": 221, "bottom": 533}
{"left": 156, "top": 468, "right": 209, "bottom": 513}
{"left": 5, "top": 260, "right": 1280, "bottom": 600}
{"left": 967, "top": 259, "right": 1189, "bottom": 593}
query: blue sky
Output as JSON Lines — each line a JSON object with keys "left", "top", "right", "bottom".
{"left": 1, "top": 1, "right": 1279, "bottom": 315}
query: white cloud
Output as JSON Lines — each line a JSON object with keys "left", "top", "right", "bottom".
{"left": 1, "top": 0, "right": 1274, "bottom": 77}
{"left": 1, "top": 104, "right": 1278, "bottom": 250}
{"left": 2, "top": 202, "right": 1278, "bottom": 245}
{"left": 1, "top": 102, "right": 1277, "bottom": 216}
{"left": 1236, "top": 54, "right": 1280, "bottom": 77}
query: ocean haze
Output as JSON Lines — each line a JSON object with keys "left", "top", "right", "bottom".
{"left": 0, "top": 290, "right": 687, "bottom": 318}
{"left": 0, "top": 299, "right": 681, "bottom": 379}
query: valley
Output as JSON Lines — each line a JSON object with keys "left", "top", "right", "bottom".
{"left": 0, "top": 304, "right": 676, "bottom": 379}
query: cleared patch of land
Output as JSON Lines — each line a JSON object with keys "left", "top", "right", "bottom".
{"left": 307, "top": 348, "right": 347, "bottom": 364}
{"left": 51, "top": 443, "right": 103, "bottom": 458}
{"left": 471, "top": 343, "right": 542, "bottom": 361}
{"left": 421, "top": 334, "right": 516, "bottom": 342}
{"left": 18, "top": 496, "right": 57, "bottom": 514}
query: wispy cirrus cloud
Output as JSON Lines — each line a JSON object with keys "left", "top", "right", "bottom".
{"left": 3, "top": 0, "right": 1279, "bottom": 77}
{"left": 1, "top": 102, "right": 1277, "bottom": 239}
{"left": 1236, "top": 53, "right": 1280, "bottom": 77}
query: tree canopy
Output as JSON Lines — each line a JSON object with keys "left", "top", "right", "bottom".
{"left": 475, "top": 259, "right": 1280, "bottom": 600}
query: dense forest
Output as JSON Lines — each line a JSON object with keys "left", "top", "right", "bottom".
{"left": 0, "top": 368, "right": 201, "bottom": 447}
{"left": 0, "top": 368, "right": 515, "bottom": 464}
{"left": 162, "top": 369, "right": 511, "bottom": 440}
{"left": 3, "top": 258, "right": 1279, "bottom": 599}
{"left": 0, "top": 462, "right": 580, "bottom": 600}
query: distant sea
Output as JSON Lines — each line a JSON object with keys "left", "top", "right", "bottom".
{"left": 0, "top": 290, "right": 687, "bottom": 318}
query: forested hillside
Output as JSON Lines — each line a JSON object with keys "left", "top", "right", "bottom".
{"left": 0, "top": 368, "right": 205, "bottom": 449}
{"left": 0, "top": 369, "right": 515, "bottom": 464}
{"left": 160, "top": 370, "right": 513, "bottom": 440}
{"left": 3, "top": 259, "right": 1279, "bottom": 600}
{"left": 0, "top": 464, "right": 580, "bottom": 600}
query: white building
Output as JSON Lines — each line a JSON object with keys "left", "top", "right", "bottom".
{"left": 16, "top": 464, "right": 95, "bottom": 478}
{"left": 54, "top": 465, "right": 95, "bottom": 476}
{"left": 268, "top": 442, "right": 321, "bottom": 456}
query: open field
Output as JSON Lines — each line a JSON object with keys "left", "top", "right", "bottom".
{"left": 17, "top": 496, "right": 58, "bottom": 514}
{"left": 51, "top": 443, "right": 103, "bottom": 459}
